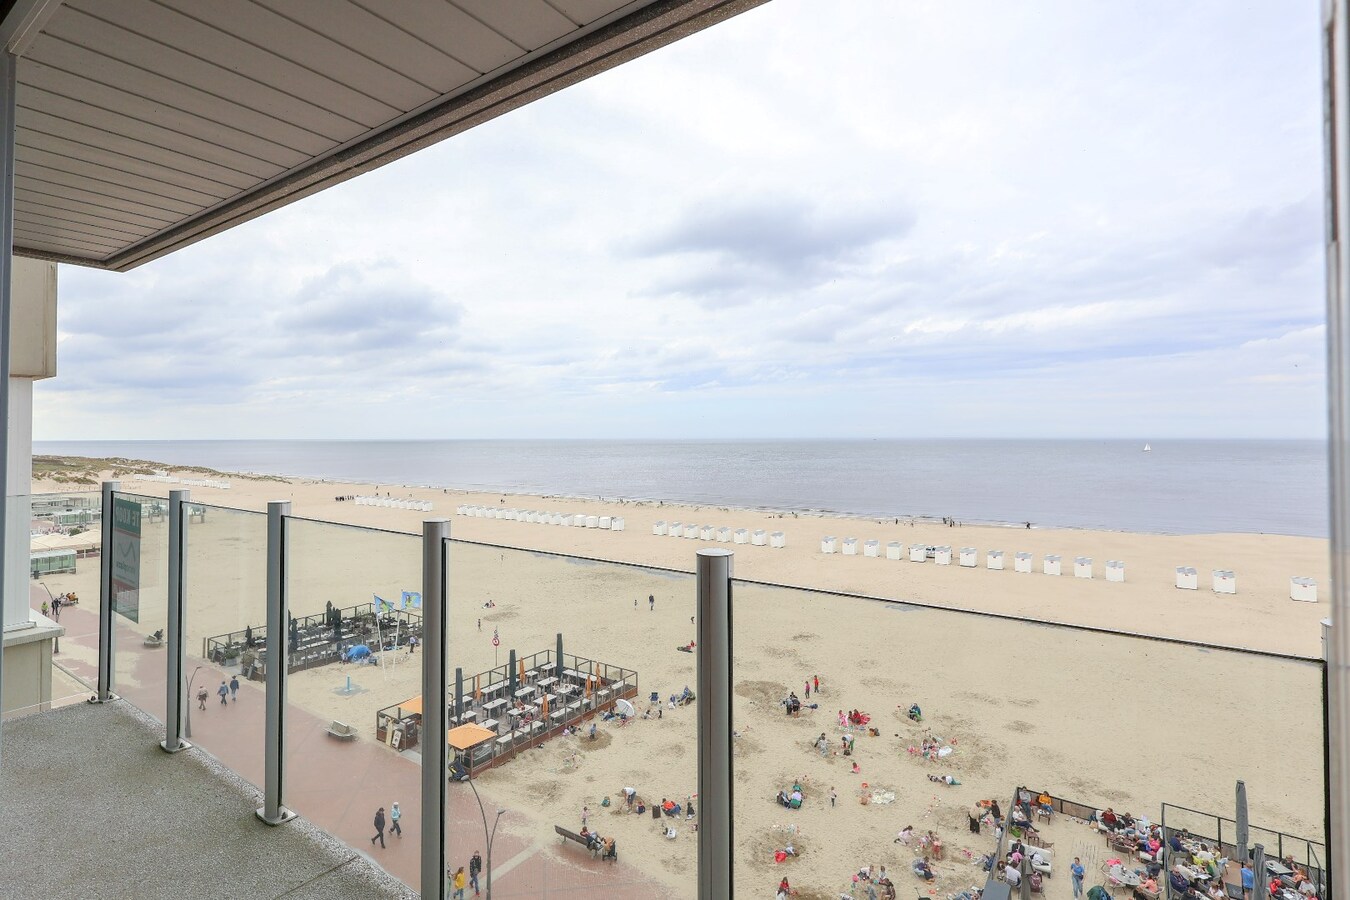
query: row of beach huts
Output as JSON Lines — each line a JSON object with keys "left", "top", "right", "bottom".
{"left": 820, "top": 537, "right": 1320, "bottom": 601}
{"left": 652, "top": 520, "right": 786, "bottom": 547}
{"left": 455, "top": 505, "right": 627, "bottom": 531}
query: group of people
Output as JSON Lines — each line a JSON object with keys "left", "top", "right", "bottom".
{"left": 576, "top": 825, "right": 617, "bottom": 861}
{"left": 775, "top": 782, "right": 805, "bottom": 809}
{"left": 197, "top": 676, "right": 240, "bottom": 709}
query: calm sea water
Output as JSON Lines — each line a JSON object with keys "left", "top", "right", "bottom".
{"left": 33, "top": 439, "right": 1328, "bottom": 538}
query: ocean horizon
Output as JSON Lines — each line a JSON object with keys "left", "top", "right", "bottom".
{"left": 33, "top": 438, "right": 1329, "bottom": 538}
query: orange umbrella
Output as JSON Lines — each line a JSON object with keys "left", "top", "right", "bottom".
{"left": 585, "top": 675, "right": 593, "bottom": 698}
{"left": 474, "top": 674, "right": 481, "bottom": 700}
{"left": 540, "top": 693, "right": 550, "bottom": 718}
{"left": 519, "top": 659, "right": 525, "bottom": 685}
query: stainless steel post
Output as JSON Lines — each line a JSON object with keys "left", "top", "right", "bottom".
{"left": 696, "top": 548, "right": 733, "bottom": 899}
{"left": 93, "top": 479, "right": 120, "bottom": 703}
{"left": 1325, "top": 5, "right": 1349, "bottom": 896}
{"left": 421, "top": 518, "right": 450, "bottom": 900}
{"left": 256, "top": 501, "right": 295, "bottom": 825}
{"left": 160, "top": 490, "right": 190, "bottom": 752}
{"left": 0, "top": 50, "right": 12, "bottom": 756}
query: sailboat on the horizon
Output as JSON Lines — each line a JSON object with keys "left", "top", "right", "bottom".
{"left": 1143, "top": 443, "right": 1152, "bottom": 452}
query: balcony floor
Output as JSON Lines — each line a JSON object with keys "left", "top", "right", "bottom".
{"left": 0, "top": 700, "right": 415, "bottom": 900}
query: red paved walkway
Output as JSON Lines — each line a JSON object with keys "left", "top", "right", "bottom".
{"left": 39, "top": 591, "right": 683, "bottom": 898}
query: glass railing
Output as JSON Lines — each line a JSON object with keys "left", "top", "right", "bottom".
{"left": 283, "top": 517, "right": 421, "bottom": 885}
{"left": 728, "top": 578, "right": 1325, "bottom": 899}
{"left": 446, "top": 539, "right": 696, "bottom": 897}
{"left": 101, "top": 491, "right": 170, "bottom": 721}
{"left": 183, "top": 503, "right": 268, "bottom": 787}
{"left": 16, "top": 490, "right": 106, "bottom": 717}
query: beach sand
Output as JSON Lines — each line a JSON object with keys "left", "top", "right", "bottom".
{"left": 30, "top": 469, "right": 1329, "bottom": 899}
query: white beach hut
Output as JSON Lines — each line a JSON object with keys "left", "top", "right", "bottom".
{"left": 751, "top": 529, "right": 768, "bottom": 546}
{"left": 456, "top": 505, "right": 467, "bottom": 516}
{"left": 653, "top": 521, "right": 667, "bottom": 536}
{"left": 1043, "top": 555, "right": 1062, "bottom": 576}
{"left": 934, "top": 546, "right": 952, "bottom": 566}
{"left": 668, "top": 522, "right": 682, "bottom": 538}
{"left": 701, "top": 525, "right": 715, "bottom": 540}
{"left": 886, "top": 541, "right": 903, "bottom": 560}
{"left": 864, "top": 539, "right": 880, "bottom": 558}
{"left": 683, "top": 524, "right": 700, "bottom": 539}
{"left": 770, "top": 531, "right": 786, "bottom": 549}
{"left": 599, "top": 516, "right": 612, "bottom": 529}
{"left": 909, "top": 545, "right": 926, "bottom": 562}
{"left": 959, "top": 547, "right": 977, "bottom": 568}
{"left": 1175, "top": 566, "right": 1198, "bottom": 590}
{"left": 734, "top": 528, "right": 749, "bottom": 544}
{"left": 611, "top": 517, "right": 625, "bottom": 532}
{"left": 987, "top": 550, "right": 1005, "bottom": 570}
{"left": 842, "top": 538, "right": 858, "bottom": 555}
{"left": 561, "top": 515, "right": 574, "bottom": 527}
{"left": 717, "top": 527, "right": 732, "bottom": 542}
{"left": 585, "top": 516, "right": 599, "bottom": 529}
{"left": 1290, "top": 577, "right": 1318, "bottom": 602}
{"left": 1074, "top": 557, "right": 1093, "bottom": 579}
{"left": 575, "top": 515, "right": 589, "bottom": 528}
{"left": 1014, "top": 552, "right": 1033, "bottom": 573}
{"left": 821, "top": 536, "right": 837, "bottom": 554}
{"left": 1105, "top": 560, "right": 1125, "bottom": 582}
{"left": 1212, "top": 570, "right": 1237, "bottom": 595}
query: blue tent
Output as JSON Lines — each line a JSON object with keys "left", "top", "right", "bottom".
{"left": 344, "top": 644, "right": 372, "bottom": 662}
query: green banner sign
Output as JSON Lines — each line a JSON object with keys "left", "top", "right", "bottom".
{"left": 111, "top": 496, "right": 141, "bottom": 623}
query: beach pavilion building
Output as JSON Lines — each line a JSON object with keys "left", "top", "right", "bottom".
{"left": 0, "top": 3, "right": 1349, "bottom": 899}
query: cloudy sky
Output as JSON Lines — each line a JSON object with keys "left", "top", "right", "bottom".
{"left": 34, "top": 1, "right": 1325, "bottom": 440}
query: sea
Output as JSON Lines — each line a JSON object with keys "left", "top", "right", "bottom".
{"left": 32, "top": 439, "right": 1329, "bottom": 539}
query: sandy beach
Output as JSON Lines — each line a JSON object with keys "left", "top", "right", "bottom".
{"left": 30, "top": 467, "right": 1329, "bottom": 899}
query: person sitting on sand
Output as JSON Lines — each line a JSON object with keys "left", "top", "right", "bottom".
{"left": 914, "top": 857, "right": 935, "bottom": 882}
{"left": 907, "top": 703, "right": 923, "bottom": 722}
{"left": 789, "top": 788, "right": 803, "bottom": 808}
{"left": 838, "top": 710, "right": 847, "bottom": 727}
{"left": 851, "top": 761, "right": 861, "bottom": 775}
{"left": 928, "top": 773, "right": 961, "bottom": 785}
{"left": 895, "top": 825, "right": 914, "bottom": 844}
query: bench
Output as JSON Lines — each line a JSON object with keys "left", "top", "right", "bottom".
{"left": 325, "top": 721, "right": 357, "bottom": 741}
{"left": 554, "top": 825, "right": 600, "bottom": 858}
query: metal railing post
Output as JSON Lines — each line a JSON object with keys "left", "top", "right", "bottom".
{"left": 93, "top": 479, "right": 120, "bottom": 703}
{"left": 421, "top": 519, "right": 450, "bottom": 900}
{"left": 1325, "top": 4, "right": 1349, "bottom": 896}
{"left": 161, "top": 489, "right": 190, "bottom": 752}
{"left": 257, "top": 501, "right": 295, "bottom": 825}
{"left": 696, "top": 548, "right": 733, "bottom": 899}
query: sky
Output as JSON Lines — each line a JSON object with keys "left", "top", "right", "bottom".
{"left": 33, "top": 1, "right": 1327, "bottom": 440}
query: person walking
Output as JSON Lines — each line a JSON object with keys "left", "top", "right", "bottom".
{"left": 389, "top": 801, "right": 402, "bottom": 838}
{"left": 229, "top": 675, "right": 239, "bottom": 702}
{"left": 197, "top": 686, "right": 208, "bottom": 710}
{"left": 813, "top": 674, "right": 820, "bottom": 693}
{"left": 477, "top": 618, "right": 481, "bottom": 632}
{"left": 451, "top": 866, "right": 467, "bottom": 899}
{"left": 804, "top": 680, "right": 810, "bottom": 699}
{"left": 371, "top": 807, "right": 386, "bottom": 848}
{"left": 581, "top": 805, "right": 589, "bottom": 829}
{"left": 634, "top": 596, "right": 637, "bottom": 609}
{"left": 1071, "top": 857, "right": 1085, "bottom": 898}
{"left": 469, "top": 850, "right": 482, "bottom": 895}
{"left": 217, "top": 681, "right": 228, "bottom": 705}
{"left": 649, "top": 594, "right": 654, "bottom": 611}
{"left": 829, "top": 786, "right": 837, "bottom": 808}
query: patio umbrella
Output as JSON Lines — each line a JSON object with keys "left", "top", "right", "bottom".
{"left": 519, "top": 659, "right": 526, "bottom": 686}
{"left": 540, "top": 693, "right": 550, "bottom": 718}
{"left": 1020, "top": 850, "right": 1031, "bottom": 900}
{"left": 474, "top": 674, "right": 481, "bottom": 700}
{"left": 344, "top": 644, "right": 371, "bottom": 661}
{"left": 1253, "top": 845, "right": 1268, "bottom": 900}
{"left": 1236, "top": 781, "right": 1250, "bottom": 870}
{"left": 615, "top": 698, "right": 636, "bottom": 718}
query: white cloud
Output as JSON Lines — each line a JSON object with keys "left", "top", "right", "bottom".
{"left": 34, "top": 0, "right": 1326, "bottom": 440}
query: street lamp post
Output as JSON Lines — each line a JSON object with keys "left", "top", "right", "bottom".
{"left": 465, "top": 775, "right": 503, "bottom": 899}
{"left": 184, "top": 666, "right": 202, "bottom": 739}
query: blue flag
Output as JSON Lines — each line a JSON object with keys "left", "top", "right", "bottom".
{"left": 374, "top": 594, "right": 392, "bottom": 614}
{"left": 401, "top": 590, "right": 421, "bottom": 609}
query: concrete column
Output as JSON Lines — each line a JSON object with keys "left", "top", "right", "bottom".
{"left": 2, "top": 376, "right": 29, "bottom": 631}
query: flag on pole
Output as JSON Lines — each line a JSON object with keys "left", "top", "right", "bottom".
{"left": 374, "top": 594, "right": 392, "bottom": 614}
{"left": 492, "top": 627, "right": 500, "bottom": 648}
{"left": 401, "top": 590, "right": 421, "bottom": 609}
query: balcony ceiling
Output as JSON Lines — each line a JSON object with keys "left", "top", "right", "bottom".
{"left": 0, "top": 0, "right": 764, "bottom": 271}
